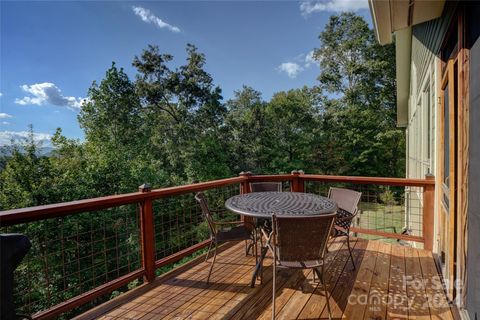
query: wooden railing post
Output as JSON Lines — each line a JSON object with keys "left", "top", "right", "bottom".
{"left": 138, "top": 183, "right": 156, "bottom": 283}
{"left": 239, "top": 171, "right": 252, "bottom": 194}
{"left": 423, "top": 174, "right": 435, "bottom": 251}
{"left": 291, "top": 170, "right": 305, "bottom": 192}
{"left": 298, "top": 170, "right": 305, "bottom": 192}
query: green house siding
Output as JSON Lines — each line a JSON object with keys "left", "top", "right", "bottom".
{"left": 407, "top": 9, "right": 453, "bottom": 180}
{"left": 411, "top": 9, "right": 453, "bottom": 97}
{"left": 405, "top": 9, "right": 453, "bottom": 251}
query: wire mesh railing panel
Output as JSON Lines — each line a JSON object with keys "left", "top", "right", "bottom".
{"left": 0, "top": 204, "right": 141, "bottom": 318}
{"left": 305, "top": 181, "right": 424, "bottom": 244}
{"left": 282, "top": 180, "right": 292, "bottom": 192}
{"left": 153, "top": 184, "right": 241, "bottom": 262}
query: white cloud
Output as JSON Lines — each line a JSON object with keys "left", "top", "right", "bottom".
{"left": 0, "top": 92, "right": 3, "bottom": 97}
{"left": 14, "top": 82, "right": 86, "bottom": 110}
{"left": 304, "top": 50, "right": 319, "bottom": 68}
{"left": 0, "top": 131, "right": 52, "bottom": 146}
{"left": 278, "top": 51, "right": 319, "bottom": 79}
{"left": 277, "top": 62, "right": 304, "bottom": 79}
{"left": 300, "top": 0, "right": 369, "bottom": 15}
{"left": 2, "top": 122, "right": 10, "bottom": 125}
{"left": 132, "top": 6, "right": 181, "bottom": 33}
{"left": 0, "top": 113, "right": 12, "bottom": 119}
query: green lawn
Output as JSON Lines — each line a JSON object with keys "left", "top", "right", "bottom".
{"left": 354, "top": 202, "right": 407, "bottom": 243}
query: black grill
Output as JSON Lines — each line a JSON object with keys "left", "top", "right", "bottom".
{"left": 0, "top": 234, "right": 31, "bottom": 320}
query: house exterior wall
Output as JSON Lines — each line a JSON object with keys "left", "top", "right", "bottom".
{"left": 406, "top": 10, "right": 452, "bottom": 251}
{"left": 371, "top": 0, "right": 479, "bottom": 315}
{"left": 406, "top": 4, "right": 480, "bottom": 316}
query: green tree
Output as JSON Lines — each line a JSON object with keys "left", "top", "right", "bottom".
{"left": 49, "top": 128, "right": 90, "bottom": 201}
{"left": 225, "top": 86, "right": 270, "bottom": 173}
{"left": 0, "top": 126, "right": 57, "bottom": 209}
{"left": 133, "top": 44, "right": 229, "bottom": 183}
{"left": 313, "top": 12, "right": 405, "bottom": 177}
{"left": 78, "top": 63, "right": 163, "bottom": 193}
{"left": 265, "top": 87, "right": 319, "bottom": 173}
{"left": 79, "top": 63, "right": 142, "bottom": 147}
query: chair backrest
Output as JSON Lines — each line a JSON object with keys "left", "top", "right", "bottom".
{"left": 272, "top": 213, "right": 336, "bottom": 262}
{"left": 328, "top": 187, "right": 362, "bottom": 215}
{"left": 250, "top": 182, "right": 282, "bottom": 192}
{"left": 195, "top": 192, "right": 216, "bottom": 236}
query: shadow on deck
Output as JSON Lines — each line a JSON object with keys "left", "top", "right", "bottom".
{"left": 76, "top": 238, "right": 454, "bottom": 320}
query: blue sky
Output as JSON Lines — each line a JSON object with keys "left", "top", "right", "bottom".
{"left": 0, "top": 0, "right": 371, "bottom": 146}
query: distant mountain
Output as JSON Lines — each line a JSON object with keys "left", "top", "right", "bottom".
{"left": 0, "top": 146, "right": 55, "bottom": 157}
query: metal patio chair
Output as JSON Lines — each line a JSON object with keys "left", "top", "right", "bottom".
{"left": 250, "top": 181, "right": 282, "bottom": 234}
{"left": 250, "top": 182, "right": 282, "bottom": 192}
{"left": 195, "top": 192, "right": 257, "bottom": 284}
{"left": 267, "top": 213, "right": 336, "bottom": 320}
{"left": 249, "top": 182, "right": 282, "bottom": 269}
{"left": 327, "top": 187, "right": 362, "bottom": 270}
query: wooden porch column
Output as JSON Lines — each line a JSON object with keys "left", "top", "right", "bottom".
{"left": 291, "top": 170, "right": 305, "bottom": 192}
{"left": 423, "top": 174, "right": 435, "bottom": 251}
{"left": 139, "top": 183, "right": 156, "bottom": 283}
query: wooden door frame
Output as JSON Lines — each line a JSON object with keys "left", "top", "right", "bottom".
{"left": 456, "top": 6, "right": 469, "bottom": 308}
{"left": 437, "top": 3, "right": 470, "bottom": 306}
{"left": 439, "top": 59, "right": 457, "bottom": 300}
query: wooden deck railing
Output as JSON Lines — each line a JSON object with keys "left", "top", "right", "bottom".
{"left": 0, "top": 172, "right": 435, "bottom": 319}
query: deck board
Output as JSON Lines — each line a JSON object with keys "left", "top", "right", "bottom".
{"left": 321, "top": 238, "right": 369, "bottom": 319}
{"left": 417, "top": 248, "right": 454, "bottom": 320}
{"left": 363, "top": 240, "right": 392, "bottom": 320}
{"left": 387, "top": 244, "right": 408, "bottom": 319}
{"left": 295, "top": 240, "right": 347, "bottom": 319}
{"left": 342, "top": 240, "right": 379, "bottom": 320}
{"left": 405, "top": 246, "right": 431, "bottom": 320}
{"left": 76, "top": 239, "right": 454, "bottom": 320}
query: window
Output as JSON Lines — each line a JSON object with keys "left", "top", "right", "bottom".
{"left": 443, "top": 83, "right": 450, "bottom": 186}
{"left": 424, "top": 86, "right": 431, "bottom": 162}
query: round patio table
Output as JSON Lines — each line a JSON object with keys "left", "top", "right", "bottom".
{"left": 224, "top": 192, "right": 338, "bottom": 287}
{"left": 225, "top": 191, "right": 337, "bottom": 218}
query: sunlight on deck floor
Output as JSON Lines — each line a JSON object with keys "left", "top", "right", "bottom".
{"left": 76, "top": 238, "right": 454, "bottom": 320}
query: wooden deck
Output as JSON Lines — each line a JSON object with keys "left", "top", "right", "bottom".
{"left": 77, "top": 238, "right": 455, "bottom": 320}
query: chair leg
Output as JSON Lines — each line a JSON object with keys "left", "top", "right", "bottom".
{"left": 205, "top": 241, "right": 213, "bottom": 262}
{"left": 258, "top": 230, "right": 264, "bottom": 282}
{"left": 206, "top": 243, "right": 218, "bottom": 284}
{"left": 246, "top": 233, "right": 258, "bottom": 257}
{"left": 254, "top": 233, "right": 258, "bottom": 266}
{"left": 347, "top": 234, "right": 355, "bottom": 270}
{"left": 316, "top": 267, "right": 332, "bottom": 320}
{"left": 272, "top": 251, "right": 276, "bottom": 319}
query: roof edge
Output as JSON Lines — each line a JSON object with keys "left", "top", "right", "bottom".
{"left": 369, "top": 0, "right": 393, "bottom": 45}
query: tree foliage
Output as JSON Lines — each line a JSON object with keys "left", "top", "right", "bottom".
{"left": 1, "top": 13, "right": 403, "bottom": 206}
{"left": 133, "top": 44, "right": 228, "bottom": 183}
{"left": 313, "top": 12, "right": 404, "bottom": 177}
